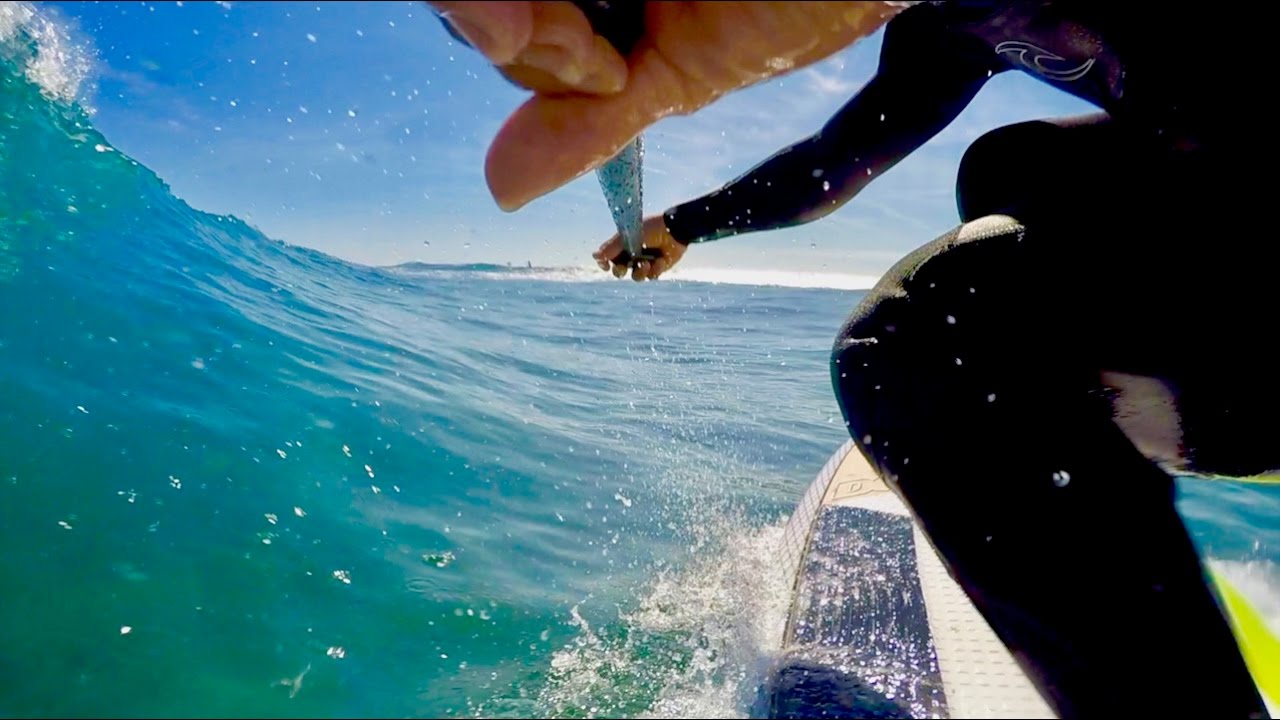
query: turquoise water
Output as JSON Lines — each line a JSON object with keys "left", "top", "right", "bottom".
{"left": 2, "top": 8, "right": 1278, "bottom": 719}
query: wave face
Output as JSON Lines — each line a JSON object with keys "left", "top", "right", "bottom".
{"left": 2, "top": 4, "right": 1278, "bottom": 717}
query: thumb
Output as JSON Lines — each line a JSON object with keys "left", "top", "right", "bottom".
{"left": 594, "top": 233, "right": 623, "bottom": 268}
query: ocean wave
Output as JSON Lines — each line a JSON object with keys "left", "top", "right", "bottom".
{"left": 1, "top": 13, "right": 853, "bottom": 714}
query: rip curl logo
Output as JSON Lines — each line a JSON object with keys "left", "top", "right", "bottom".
{"left": 996, "top": 40, "right": 1095, "bottom": 81}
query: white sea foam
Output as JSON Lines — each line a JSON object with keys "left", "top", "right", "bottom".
{"left": 1210, "top": 558, "right": 1280, "bottom": 635}
{"left": 0, "top": 1, "right": 96, "bottom": 106}
{"left": 665, "top": 266, "right": 880, "bottom": 290}
{"left": 537, "top": 520, "right": 794, "bottom": 718}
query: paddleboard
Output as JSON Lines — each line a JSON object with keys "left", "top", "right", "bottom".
{"left": 760, "top": 440, "right": 1057, "bottom": 719}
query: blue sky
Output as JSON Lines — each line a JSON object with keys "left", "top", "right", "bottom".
{"left": 45, "top": 1, "right": 1094, "bottom": 278}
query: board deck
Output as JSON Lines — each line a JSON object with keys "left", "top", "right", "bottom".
{"left": 768, "top": 440, "right": 1057, "bottom": 719}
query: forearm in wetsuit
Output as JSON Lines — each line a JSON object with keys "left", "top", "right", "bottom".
{"left": 662, "top": 4, "right": 1003, "bottom": 246}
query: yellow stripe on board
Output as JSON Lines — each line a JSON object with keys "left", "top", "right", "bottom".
{"left": 1184, "top": 472, "right": 1280, "bottom": 486}
{"left": 1210, "top": 570, "right": 1280, "bottom": 710}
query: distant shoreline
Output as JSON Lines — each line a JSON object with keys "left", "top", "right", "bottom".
{"left": 384, "top": 262, "right": 880, "bottom": 291}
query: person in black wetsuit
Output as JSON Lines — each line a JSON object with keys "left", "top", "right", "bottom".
{"left": 588, "top": 1, "right": 1272, "bottom": 717}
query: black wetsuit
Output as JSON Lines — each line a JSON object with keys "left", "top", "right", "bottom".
{"left": 664, "top": 0, "right": 1246, "bottom": 243}
{"left": 660, "top": 1, "right": 1272, "bottom": 718}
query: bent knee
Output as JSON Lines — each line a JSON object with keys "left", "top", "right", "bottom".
{"left": 831, "top": 216, "right": 1044, "bottom": 456}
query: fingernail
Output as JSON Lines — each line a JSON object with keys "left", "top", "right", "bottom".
{"left": 579, "top": 69, "right": 624, "bottom": 94}
{"left": 443, "top": 14, "right": 496, "bottom": 58}
{"left": 520, "top": 44, "right": 581, "bottom": 86}
{"left": 583, "top": 36, "right": 627, "bottom": 94}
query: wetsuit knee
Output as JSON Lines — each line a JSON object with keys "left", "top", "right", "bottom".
{"left": 832, "top": 215, "right": 1034, "bottom": 480}
{"left": 830, "top": 293, "right": 905, "bottom": 480}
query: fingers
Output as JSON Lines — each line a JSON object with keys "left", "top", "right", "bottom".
{"left": 500, "top": 36, "right": 626, "bottom": 95}
{"left": 486, "top": 44, "right": 690, "bottom": 211}
{"left": 496, "top": 3, "right": 628, "bottom": 95}
{"left": 649, "top": 256, "right": 669, "bottom": 279}
{"left": 593, "top": 248, "right": 669, "bottom": 281}
{"left": 612, "top": 256, "right": 669, "bottom": 282}
{"left": 483, "top": 2, "right": 901, "bottom": 211}
{"left": 599, "top": 249, "right": 653, "bottom": 281}
{"left": 430, "top": 2, "right": 533, "bottom": 65}
{"left": 632, "top": 257, "right": 669, "bottom": 281}
{"left": 593, "top": 234, "right": 623, "bottom": 270}
{"left": 629, "top": 258, "right": 668, "bottom": 281}
{"left": 434, "top": 1, "right": 627, "bottom": 95}
{"left": 593, "top": 214, "right": 681, "bottom": 280}
{"left": 631, "top": 259, "right": 650, "bottom": 282}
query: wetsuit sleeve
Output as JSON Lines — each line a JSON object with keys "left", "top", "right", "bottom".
{"left": 662, "top": 5, "right": 1002, "bottom": 245}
